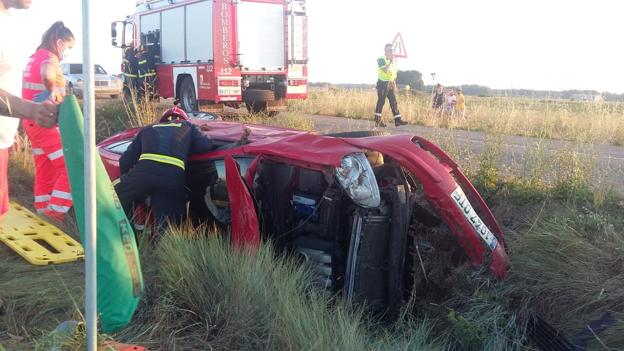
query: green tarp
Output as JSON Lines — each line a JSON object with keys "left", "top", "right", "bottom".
{"left": 59, "top": 96, "right": 143, "bottom": 333}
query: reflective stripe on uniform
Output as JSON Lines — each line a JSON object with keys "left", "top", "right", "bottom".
{"left": 23, "top": 82, "right": 46, "bottom": 91}
{"left": 48, "top": 149, "right": 64, "bottom": 160}
{"left": 111, "top": 178, "right": 121, "bottom": 186}
{"left": 139, "top": 153, "right": 185, "bottom": 170}
{"left": 34, "top": 194, "right": 51, "bottom": 203}
{"left": 32, "top": 148, "right": 45, "bottom": 155}
{"left": 124, "top": 73, "right": 138, "bottom": 78}
{"left": 51, "top": 190, "right": 72, "bottom": 200}
{"left": 47, "top": 204, "right": 71, "bottom": 213}
{"left": 153, "top": 123, "right": 182, "bottom": 128}
{"left": 138, "top": 60, "right": 147, "bottom": 65}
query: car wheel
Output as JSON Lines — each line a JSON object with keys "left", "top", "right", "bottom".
{"left": 324, "top": 131, "right": 390, "bottom": 138}
{"left": 179, "top": 76, "right": 197, "bottom": 113}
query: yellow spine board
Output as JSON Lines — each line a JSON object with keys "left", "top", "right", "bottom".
{"left": 0, "top": 202, "right": 84, "bottom": 265}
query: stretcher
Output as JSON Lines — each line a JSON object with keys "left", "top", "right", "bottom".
{"left": 0, "top": 202, "right": 83, "bottom": 265}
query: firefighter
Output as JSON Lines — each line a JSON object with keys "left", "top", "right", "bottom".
{"left": 123, "top": 46, "right": 139, "bottom": 97}
{"left": 114, "top": 104, "right": 215, "bottom": 232}
{"left": 22, "top": 21, "right": 75, "bottom": 220}
{"left": 136, "top": 45, "right": 151, "bottom": 99}
{"left": 373, "top": 43, "right": 407, "bottom": 128}
{"left": 143, "top": 44, "right": 157, "bottom": 98}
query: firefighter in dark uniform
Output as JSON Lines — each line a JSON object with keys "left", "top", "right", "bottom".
{"left": 114, "top": 105, "right": 215, "bottom": 232}
{"left": 373, "top": 43, "right": 408, "bottom": 128}
{"left": 137, "top": 44, "right": 157, "bottom": 98}
{"left": 123, "top": 46, "right": 139, "bottom": 96}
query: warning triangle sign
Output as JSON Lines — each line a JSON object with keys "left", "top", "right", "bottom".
{"left": 392, "top": 32, "right": 407, "bottom": 58}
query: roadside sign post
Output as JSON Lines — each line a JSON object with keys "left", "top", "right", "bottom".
{"left": 391, "top": 32, "right": 407, "bottom": 59}
{"left": 81, "top": 0, "right": 98, "bottom": 350}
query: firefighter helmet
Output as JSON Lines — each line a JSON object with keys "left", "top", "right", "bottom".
{"left": 160, "top": 106, "right": 189, "bottom": 122}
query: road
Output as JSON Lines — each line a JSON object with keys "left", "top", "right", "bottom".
{"left": 305, "top": 114, "right": 624, "bottom": 193}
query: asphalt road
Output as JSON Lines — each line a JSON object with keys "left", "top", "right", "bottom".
{"left": 305, "top": 114, "right": 624, "bottom": 194}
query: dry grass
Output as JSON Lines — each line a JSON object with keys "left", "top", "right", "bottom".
{"left": 291, "top": 89, "right": 624, "bottom": 145}
{"left": 3, "top": 95, "right": 624, "bottom": 350}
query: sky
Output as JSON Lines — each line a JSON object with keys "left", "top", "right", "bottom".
{"left": 8, "top": 0, "right": 624, "bottom": 93}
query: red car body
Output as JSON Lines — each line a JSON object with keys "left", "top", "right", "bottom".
{"left": 98, "top": 119, "right": 509, "bottom": 313}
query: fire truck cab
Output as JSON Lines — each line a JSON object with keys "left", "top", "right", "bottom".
{"left": 112, "top": 0, "right": 308, "bottom": 114}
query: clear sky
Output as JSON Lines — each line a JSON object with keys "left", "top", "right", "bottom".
{"left": 8, "top": 0, "right": 624, "bottom": 93}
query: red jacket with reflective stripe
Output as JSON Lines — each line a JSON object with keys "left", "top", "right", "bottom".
{"left": 22, "top": 48, "right": 65, "bottom": 102}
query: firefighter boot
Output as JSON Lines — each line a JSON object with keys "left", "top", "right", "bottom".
{"left": 394, "top": 116, "right": 408, "bottom": 127}
{"left": 374, "top": 115, "right": 387, "bottom": 128}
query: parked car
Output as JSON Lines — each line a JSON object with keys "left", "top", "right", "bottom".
{"left": 97, "top": 119, "right": 510, "bottom": 319}
{"left": 61, "top": 63, "right": 123, "bottom": 99}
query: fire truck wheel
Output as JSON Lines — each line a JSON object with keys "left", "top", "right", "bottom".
{"left": 179, "top": 77, "right": 198, "bottom": 112}
{"left": 244, "top": 89, "right": 274, "bottom": 114}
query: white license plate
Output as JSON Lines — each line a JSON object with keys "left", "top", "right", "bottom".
{"left": 218, "top": 87, "right": 241, "bottom": 96}
{"left": 451, "top": 186, "right": 498, "bottom": 250}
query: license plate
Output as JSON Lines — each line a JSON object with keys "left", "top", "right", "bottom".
{"left": 218, "top": 87, "right": 241, "bottom": 96}
{"left": 451, "top": 186, "right": 498, "bottom": 250}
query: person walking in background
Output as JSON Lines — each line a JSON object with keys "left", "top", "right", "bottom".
{"left": 455, "top": 87, "right": 465, "bottom": 118}
{"left": 0, "top": 0, "right": 58, "bottom": 223}
{"left": 432, "top": 83, "right": 445, "bottom": 117}
{"left": 373, "top": 43, "right": 407, "bottom": 127}
{"left": 21, "top": 21, "right": 75, "bottom": 221}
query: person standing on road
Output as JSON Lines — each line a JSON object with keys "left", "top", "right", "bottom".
{"left": 0, "top": 0, "right": 58, "bottom": 222}
{"left": 21, "top": 21, "right": 75, "bottom": 220}
{"left": 373, "top": 43, "right": 407, "bottom": 128}
{"left": 444, "top": 88, "right": 456, "bottom": 116}
{"left": 455, "top": 87, "right": 465, "bottom": 118}
{"left": 115, "top": 105, "right": 216, "bottom": 234}
{"left": 432, "top": 84, "right": 445, "bottom": 117}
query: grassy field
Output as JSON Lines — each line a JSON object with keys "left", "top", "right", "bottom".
{"left": 291, "top": 89, "right": 624, "bottom": 146}
{"left": 2, "top": 94, "right": 624, "bottom": 350}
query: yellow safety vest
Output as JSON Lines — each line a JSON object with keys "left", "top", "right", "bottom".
{"left": 377, "top": 56, "right": 398, "bottom": 82}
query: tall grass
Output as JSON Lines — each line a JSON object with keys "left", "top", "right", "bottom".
{"left": 291, "top": 89, "right": 624, "bottom": 145}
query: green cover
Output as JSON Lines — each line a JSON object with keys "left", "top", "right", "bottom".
{"left": 58, "top": 96, "right": 143, "bottom": 333}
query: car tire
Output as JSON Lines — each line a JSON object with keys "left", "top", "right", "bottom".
{"left": 179, "top": 76, "right": 197, "bottom": 113}
{"left": 324, "top": 131, "right": 390, "bottom": 138}
{"left": 244, "top": 89, "right": 274, "bottom": 115}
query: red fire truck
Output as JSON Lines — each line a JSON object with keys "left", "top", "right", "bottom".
{"left": 111, "top": 0, "right": 308, "bottom": 114}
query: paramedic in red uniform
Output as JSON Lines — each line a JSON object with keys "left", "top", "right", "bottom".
{"left": 22, "top": 21, "right": 75, "bottom": 221}
{"left": 0, "top": 0, "right": 58, "bottom": 223}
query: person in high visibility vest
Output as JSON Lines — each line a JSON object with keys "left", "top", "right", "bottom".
{"left": 21, "top": 21, "right": 75, "bottom": 220}
{"left": 114, "top": 104, "right": 215, "bottom": 232}
{"left": 0, "top": 0, "right": 59, "bottom": 223}
{"left": 374, "top": 43, "right": 407, "bottom": 128}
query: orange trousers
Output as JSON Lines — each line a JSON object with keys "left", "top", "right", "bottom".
{"left": 22, "top": 120, "right": 72, "bottom": 221}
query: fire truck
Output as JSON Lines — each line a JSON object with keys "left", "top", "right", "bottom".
{"left": 111, "top": 0, "right": 308, "bottom": 114}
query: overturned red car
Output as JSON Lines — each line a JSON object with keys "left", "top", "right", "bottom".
{"left": 98, "top": 117, "right": 509, "bottom": 318}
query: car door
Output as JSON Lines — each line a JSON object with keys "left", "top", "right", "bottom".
{"left": 224, "top": 155, "right": 260, "bottom": 248}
